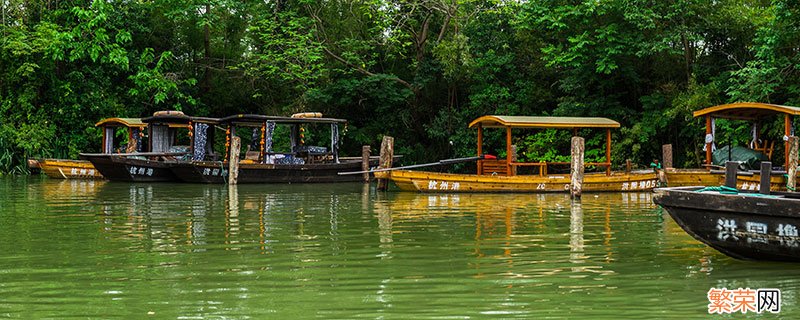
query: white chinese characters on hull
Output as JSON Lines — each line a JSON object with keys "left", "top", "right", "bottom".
{"left": 128, "top": 166, "right": 154, "bottom": 177}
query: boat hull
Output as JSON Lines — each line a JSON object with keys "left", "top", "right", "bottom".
{"left": 654, "top": 187, "right": 800, "bottom": 261}
{"left": 83, "top": 154, "right": 177, "bottom": 182}
{"left": 170, "top": 159, "right": 378, "bottom": 184}
{"left": 39, "top": 159, "right": 103, "bottom": 179}
{"left": 664, "top": 168, "right": 790, "bottom": 191}
{"left": 376, "top": 170, "right": 659, "bottom": 193}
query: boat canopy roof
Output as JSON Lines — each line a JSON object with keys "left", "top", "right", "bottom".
{"left": 220, "top": 114, "right": 347, "bottom": 126}
{"left": 94, "top": 118, "right": 147, "bottom": 128}
{"left": 693, "top": 102, "right": 800, "bottom": 120}
{"left": 190, "top": 116, "right": 221, "bottom": 124}
{"left": 468, "top": 115, "right": 620, "bottom": 129}
{"left": 143, "top": 112, "right": 190, "bottom": 124}
{"left": 141, "top": 111, "right": 194, "bottom": 129}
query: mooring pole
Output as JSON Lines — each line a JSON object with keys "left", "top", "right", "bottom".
{"left": 662, "top": 144, "right": 673, "bottom": 169}
{"left": 788, "top": 136, "right": 798, "bottom": 191}
{"left": 377, "top": 136, "right": 394, "bottom": 191}
{"left": 724, "top": 161, "right": 737, "bottom": 189}
{"left": 361, "top": 145, "right": 371, "bottom": 183}
{"left": 705, "top": 116, "right": 713, "bottom": 169}
{"left": 570, "top": 136, "right": 585, "bottom": 199}
{"left": 228, "top": 136, "right": 241, "bottom": 185}
{"left": 760, "top": 161, "right": 772, "bottom": 195}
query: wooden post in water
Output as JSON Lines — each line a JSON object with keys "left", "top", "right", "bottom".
{"left": 228, "top": 136, "right": 241, "bottom": 185}
{"left": 657, "top": 170, "right": 668, "bottom": 187}
{"left": 662, "top": 144, "right": 673, "bottom": 169}
{"left": 605, "top": 129, "right": 612, "bottom": 176}
{"left": 786, "top": 115, "right": 792, "bottom": 171}
{"left": 760, "top": 161, "right": 772, "bottom": 195}
{"left": 705, "top": 116, "right": 713, "bottom": 169}
{"left": 361, "top": 145, "right": 371, "bottom": 183}
{"left": 788, "top": 136, "right": 799, "bottom": 191}
{"left": 570, "top": 136, "right": 585, "bottom": 199}
{"left": 724, "top": 161, "right": 737, "bottom": 189}
{"left": 377, "top": 136, "right": 394, "bottom": 191}
{"left": 510, "top": 144, "right": 517, "bottom": 176}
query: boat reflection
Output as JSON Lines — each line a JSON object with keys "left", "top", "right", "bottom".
{"left": 41, "top": 179, "right": 106, "bottom": 206}
{"left": 374, "top": 192, "right": 629, "bottom": 282}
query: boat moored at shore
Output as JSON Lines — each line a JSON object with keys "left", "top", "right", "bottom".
{"left": 375, "top": 115, "right": 659, "bottom": 193}
{"left": 654, "top": 185, "right": 800, "bottom": 261}
{"left": 170, "top": 113, "right": 384, "bottom": 183}
{"left": 664, "top": 102, "right": 800, "bottom": 190}
{"left": 81, "top": 111, "right": 212, "bottom": 182}
{"left": 39, "top": 117, "right": 147, "bottom": 180}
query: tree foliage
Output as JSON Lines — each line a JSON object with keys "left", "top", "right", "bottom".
{"left": 0, "top": 0, "right": 796, "bottom": 173}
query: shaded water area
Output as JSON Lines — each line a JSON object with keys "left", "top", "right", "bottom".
{"left": 1, "top": 177, "right": 799, "bottom": 318}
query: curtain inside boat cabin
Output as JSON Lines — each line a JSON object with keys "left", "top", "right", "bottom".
{"left": 192, "top": 123, "right": 209, "bottom": 161}
{"left": 263, "top": 121, "right": 276, "bottom": 164}
{"left": 249, "top": 128, "right": 260, "bottom": 152}
{"left": 289, "top": 124, "right": 299, "bottom": 153}
{"left": 103, "top": 127, "right": 114, "bottom": 153}
{"left": 132, "top": 128, "right": 143, "bottom": 152}
{"left": 150, "top": 124, "right": 173, "bottom": 153}
{"left": 331, "top": 123, "right": 339, "bottom": 163}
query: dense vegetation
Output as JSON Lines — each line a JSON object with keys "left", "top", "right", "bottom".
{"left": 1, "top": 0, "right": 798, "bottom": 173}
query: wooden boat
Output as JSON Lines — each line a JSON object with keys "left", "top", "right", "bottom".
{"left": 665, "top": 102, "right": 800, "bottom": 190}
{"left": 374, "top": 115, "right": 658, "bottom": 193}
{"left": 39, "top": 159, "right": 103, "bottom": 179}
{"left": 81, "top": 111, "right": 208, "bottom": 182}
{"left": 170, "top": 113, "right": 382, "bottom": 183}
{"left": 39, "top": 118, "right": 146, "bottom": 179}
{"left": 654, "top": 186, "right": 800, "bottom": 262}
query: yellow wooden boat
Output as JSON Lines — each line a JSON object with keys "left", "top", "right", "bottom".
{"left": 39, "top": 118, "right": 146, "bottom": 179}
{"left": 375, "top": 169, "right": 658, "bottom": 193}
{"left": 39, "top": 159, "right": 103, "bottom": 179}
{"left": 664, "top": 102, "right": 800, "bottom": 190}
{"left": 375, "top": 115, "right": 658, "bottom": 193}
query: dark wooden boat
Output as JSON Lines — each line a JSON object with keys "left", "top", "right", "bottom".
{"left": 170, "top": 113, "right": 382, "bottom": 183}
{"left": 654, "top": 186, "right": 800, "bottom": 262}
{"left": 82, "top": 153, "right": 180, "bottom": 182}
{"left": 81, "top": 111, "right": 218, "bottom": 182}
{"left": 171, "top": 158, "right": 379, "bottom": 183}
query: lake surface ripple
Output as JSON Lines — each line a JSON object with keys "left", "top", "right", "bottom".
{"left": 0, "top": 177, "right": 797, "bottom": 318}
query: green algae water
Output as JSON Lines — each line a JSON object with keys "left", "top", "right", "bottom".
{"left": 0, "top": 176, "right": 798, "bottom": 318}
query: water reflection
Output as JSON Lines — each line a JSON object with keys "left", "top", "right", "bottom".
{"left": 226, "top": 184, "right": 239, "bottom": 246}
{"left": 41, "top": 179, "right": 105, "bottom": 206}
{"left": 570, "top": 200, "right": 584, "bottom": 265}
{"left": 5, "top": 178, "right": 800, "bottom": 318}
{"left": 375, "top": 193, "right": 625, "bottom": 283}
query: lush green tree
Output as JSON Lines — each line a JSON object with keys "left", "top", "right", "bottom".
{"left": 0, "top": 0, "right": 796, "bottom": 173}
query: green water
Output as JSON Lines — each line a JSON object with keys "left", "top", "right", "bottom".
{"left": 0, "top": 177, "right": 798, "bottom": 318}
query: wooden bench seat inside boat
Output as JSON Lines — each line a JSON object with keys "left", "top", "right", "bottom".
{"left": 480, "top": 159, "right": 509, "bottom": 175}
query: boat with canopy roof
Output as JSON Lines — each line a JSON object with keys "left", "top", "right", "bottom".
{"left": 81, "top": 111, "right": 219, "bottom": 182}
{"left": 374, "top": 115, "right": 659, "bottom": 193}
{"left": 170, "top": 113, "right": 385, "bottom": 183}
{"left": 38, "top": 117, "right": 147, "bottom": 179}
{"left": 665, "top": 102, "right": 800, "bottom": 190}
